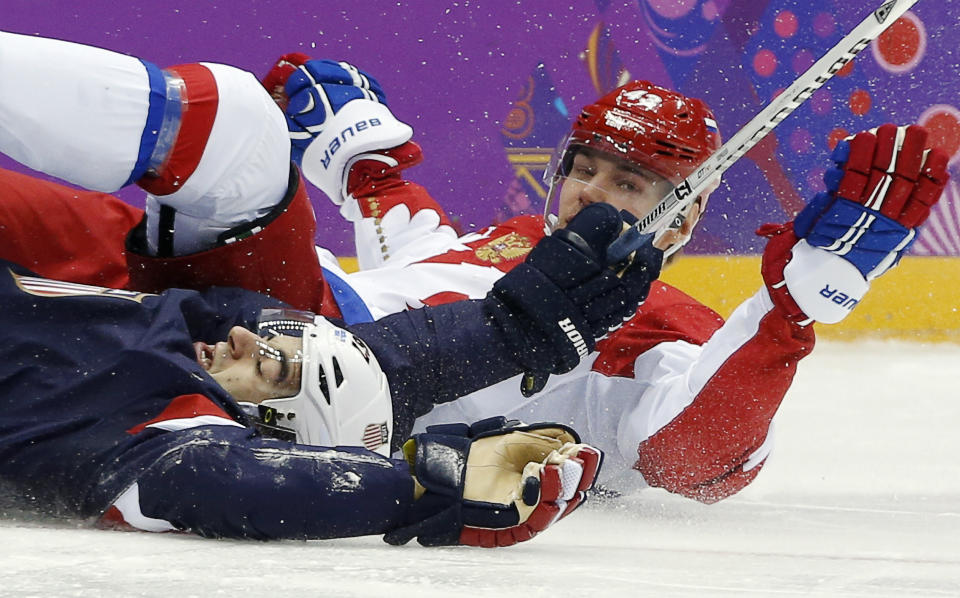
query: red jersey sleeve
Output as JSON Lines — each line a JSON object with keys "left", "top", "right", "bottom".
{"left": 633, "top": 287, "right": 815, "bottom": 503}
{"left": 126, "top": 168, "right": 341, "bottom": 319}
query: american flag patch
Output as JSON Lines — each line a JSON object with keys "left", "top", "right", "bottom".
{"left": 362, "top": 422, "right": 389, "bottom": 451}
{"left": 11, "top": 271, "right": 153, "bottom": 303}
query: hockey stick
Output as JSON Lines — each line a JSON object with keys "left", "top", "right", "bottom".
{"left": 524, "top": 0, "right": 920, "bottom": 398}
{"left": 607, "top": 0, "right": 921, "bottom": 262}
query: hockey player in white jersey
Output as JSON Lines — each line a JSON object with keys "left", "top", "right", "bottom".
{"left": 262, "top": 53, "right": 950, "bottom": 501}
{"left": 0, "top": 33, "right": 949, "bottom": 506}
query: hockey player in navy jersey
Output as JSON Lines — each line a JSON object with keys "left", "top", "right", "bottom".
{"left": 0, "top": 178, "right": 663, "bottom": 546}
{"left": 0, "top": 31, "right": 677, "bottom": 547}
{"left": 0, "top": 158, "right": 661, "bottom": 546}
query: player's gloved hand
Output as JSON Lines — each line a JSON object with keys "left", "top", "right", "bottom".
{"left": 262, "top": 55, "right": 413, "bottom": 207}
{"left": 384, "top": 416, "right": 602, "bottom": 548}
{"left": 262, "top": 53, "right": 423, "bottom": 220}
{"left": 759, "top": 124, "right": 949, "bottom": 324}
{"left": 284, "top": 59, "right": 390, "bottom": 163}
{"left": 486, "top": 202, "right": 662, "bottom": 375}
{"left": 261, "top": 52, "right": 312, "bottom": 110}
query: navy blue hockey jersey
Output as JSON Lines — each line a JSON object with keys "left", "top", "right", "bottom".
{"left": 0, "top": 259, "right": 522, "bottom": 540}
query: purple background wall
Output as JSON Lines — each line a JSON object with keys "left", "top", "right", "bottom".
{"left": 5, "top": 0, "right": 959, "bottom": 256}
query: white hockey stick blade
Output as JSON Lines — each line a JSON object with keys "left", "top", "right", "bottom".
{"left": 609, "top": 0, "right": 920, "bottom": 262}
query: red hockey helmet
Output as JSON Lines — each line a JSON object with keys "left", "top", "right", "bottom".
{"left": 570, "top": 80, "right": 720, "bottom": 184}
{"left": 543, "top": 80, "right": 722, "bottom": 240}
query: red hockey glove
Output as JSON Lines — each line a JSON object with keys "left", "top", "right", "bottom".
{"left": 760, "top": 124, "right": 949, "bottom": 324}
{"left": 384, "top": 417, "right": 602, "bottom": 548}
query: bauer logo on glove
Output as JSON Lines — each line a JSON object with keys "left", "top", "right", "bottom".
{"left": 761, "top": 124, "right": 949, "bottom": 325}
{"left": 268, "top": 57, "right": 414, "bottom": 206}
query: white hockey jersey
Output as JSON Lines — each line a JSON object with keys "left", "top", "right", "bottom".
{"left": 335, "top": 160, "right": 815, "bottom": 501}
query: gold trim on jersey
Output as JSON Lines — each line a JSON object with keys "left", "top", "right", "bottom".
{"left": 474, "top": 232, "right": 533, "bottom": 264}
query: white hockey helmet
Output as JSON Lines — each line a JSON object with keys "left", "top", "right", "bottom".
{"left": 253, "top": 309, "right": 394, "bottom": 456}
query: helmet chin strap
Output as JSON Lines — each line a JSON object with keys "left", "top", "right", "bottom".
{"left": 237, "top": 401, "right": 298, "bottom": 442}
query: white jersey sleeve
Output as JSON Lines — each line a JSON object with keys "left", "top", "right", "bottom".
{"left": 0, "top": 31, "right": 290, "bottom": 256}
{"left": 0, "top": 31, "right": 149, "bottom": 191}
{"left": 343, "top": 183, "right": 548, "bottom": 318}
{"left": 413, "top": 286, "right": 814, "bottom": 501}
{"left": 339, "top": 146, "right": 463, "bottom": 272}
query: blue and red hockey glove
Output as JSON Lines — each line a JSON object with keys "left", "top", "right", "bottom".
{"left": 760, "top": 123, "right": 949, "bottom": 324}
{"left": 261, "top": 54, "right": 412, "bottom": 207}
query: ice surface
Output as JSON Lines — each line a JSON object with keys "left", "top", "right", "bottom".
{"left": 2, "top": 340, "right": 958, "bottom": 597}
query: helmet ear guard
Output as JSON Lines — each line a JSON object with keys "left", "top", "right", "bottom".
{"left": 254, "top": 310, "right": 394, "bottom": 456}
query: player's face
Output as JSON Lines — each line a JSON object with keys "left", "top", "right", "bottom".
{"left": 556, "top": 148, "right": 672, "bottom": 229}
{"left": 196, "top": 326, "right": 303, "bottom": 404}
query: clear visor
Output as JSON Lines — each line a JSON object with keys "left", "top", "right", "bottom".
{"left": 252, "top": 309, "right": 392, "bottom": 454}
{"left": 542, "top": 135, "right": 675, "bottom": 229}
{"left": 257, "top": 307, "right": 315, "bottom": 338}
{"left": 253, "top": 308, "right": 315, "bottom": 396}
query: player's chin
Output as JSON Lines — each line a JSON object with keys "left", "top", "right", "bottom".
{"left": 194, "top": 341, "right": 214, "bottom": 371}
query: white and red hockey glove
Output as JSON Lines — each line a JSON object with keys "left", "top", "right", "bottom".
{"left": 261, "top": 54, "right": 413, "bottom": 210}
{"left": 384, "top": 417, "right": 602, "bottom": 548}
{"left": 759, "top": 123, "right": 949, "bottom": 324}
